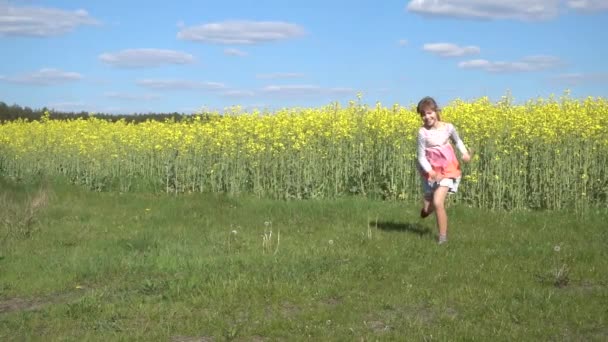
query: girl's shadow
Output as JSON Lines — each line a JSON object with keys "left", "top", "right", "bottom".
{"left": 374, "top": 221, "right": 432, "bottom": 236}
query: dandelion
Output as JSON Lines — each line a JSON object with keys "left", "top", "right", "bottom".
{"left": 328, "top": 239, "right": 334, "bottom": 245}
{"left": 554, "top": 245, "right": 561, "bottom": 252}
{"left": 231, "top": 230, "right": 237, "bottom": 235}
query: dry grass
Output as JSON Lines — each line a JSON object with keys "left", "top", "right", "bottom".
{"left": 1, "top": 181, "right": 52, "bottom": 241}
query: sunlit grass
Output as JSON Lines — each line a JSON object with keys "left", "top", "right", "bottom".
{"left": 1, "top": 180, "right": 606, "bottom": 340}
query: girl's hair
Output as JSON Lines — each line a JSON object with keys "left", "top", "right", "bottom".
{"left": 416, "top": 96, "right": 441, "bottom": 120}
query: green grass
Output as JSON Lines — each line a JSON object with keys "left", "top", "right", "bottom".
{"left": 1, "top": 179, "right": 607, "bottom": 341}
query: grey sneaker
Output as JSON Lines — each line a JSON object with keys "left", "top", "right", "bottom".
{"left": 438, "top": 235, "right": 447, "bottom": 244}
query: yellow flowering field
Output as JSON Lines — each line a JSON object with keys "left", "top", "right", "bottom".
{"left": 1, "top": 95, "right": 607, "bottom": 210}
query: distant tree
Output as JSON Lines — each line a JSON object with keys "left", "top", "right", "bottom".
{"left": 0, "top": 100, "right": 217, "bottom": 123}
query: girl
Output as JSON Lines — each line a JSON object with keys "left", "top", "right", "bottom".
{"left": 416, "top": 97, "right": 471, "bottom": 244}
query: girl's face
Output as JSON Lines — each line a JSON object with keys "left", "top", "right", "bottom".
{"left": 420, "top": 106, "right": 439, "bottom": 128}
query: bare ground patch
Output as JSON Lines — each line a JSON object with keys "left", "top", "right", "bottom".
{"left": 170, "top": 336, "right": 215, "bottom": 342}
{"left": 364, "top": 304, "right": 458, "bottom": 333}
{"left": 0, "top": 291, "right": 81, "bottom": 315}
{"left": 320, "top": 296, "right": 342, "bottom": 308}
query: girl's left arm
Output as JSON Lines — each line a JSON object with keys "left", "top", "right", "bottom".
{"left": 449, "top": 124, "right": 471, "bottom": 161}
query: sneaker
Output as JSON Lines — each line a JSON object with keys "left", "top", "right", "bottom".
{"left": 438, "top": 235, "right": 447, "bottom": 244}
{"left": 420, "top": 208, "right": 431, "bottom": 218}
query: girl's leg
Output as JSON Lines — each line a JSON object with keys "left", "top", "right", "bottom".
{"left": 420, "top": 179, "right": 434, "bottom": 218}
{"left": 432, "top": 186, "right": 449, "bottom": 242}
{"left": 421, "top": 196, "right": 434, "bottom": 218}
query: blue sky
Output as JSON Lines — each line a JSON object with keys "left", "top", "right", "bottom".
{"left": 1, "top": 0, "right": 607, "bottom": 114}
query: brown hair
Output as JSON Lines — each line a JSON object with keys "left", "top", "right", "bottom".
{"left": 416, "top": 96, "right": 441, "bottom": 120}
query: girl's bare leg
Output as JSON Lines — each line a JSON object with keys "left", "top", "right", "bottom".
{"left": 432, "top": 186, "right": 449, "bottom": 241}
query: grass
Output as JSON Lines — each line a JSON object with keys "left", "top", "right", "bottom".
{"left": 0, "top": 178, "right": 607, "bottom": 341}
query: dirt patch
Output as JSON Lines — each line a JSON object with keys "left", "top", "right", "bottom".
{"left": 586, "top": 328, "right": 608, "bottom": 340}
{"left": 443, "top": 307, "right": 458, "bottom": 319}
{"left": 365, "top": 304, "right": 442, "bottom": 332}
{"left": 566, "top": 280, "right": 606, "bottom": 294}
{"left": 321, "top": 296, "right": 342, "bottom": 308}
{"left": 170, "top": 336, "right": 215, "bottom": 342}
{"left": 280, "top": 301, "right": 301, "bottom": 318}
{"left": 171, "top": 334, "right": 270, "bottom": 342}
{"left": 0, "top": 292, "right": 80, "bottom": 315}
{"left": 402, "top": 305, "right": 437, "bottom": 324}
{"left": 365, "top": 320, "right": 391, "bottom": 333}
{"left": 557, "top": 327, "right": 608, "bottom": 341}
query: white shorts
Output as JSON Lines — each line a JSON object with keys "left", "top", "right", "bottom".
{"left": 422, "top": 177, "right": 461, "bottom": 199}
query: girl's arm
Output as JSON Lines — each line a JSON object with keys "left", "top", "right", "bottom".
{"left": 448, "top": 124, "right": 471, "bottom": 162}
{"left": 417, "top": 129, "right": 432, "bottom": 172}
{"left": 448, "top": 124, "right": 468, "bottom": 153}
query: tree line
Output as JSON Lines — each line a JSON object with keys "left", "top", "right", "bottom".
{"left": 0, "top": 101, "right": 212, "bottom": 123}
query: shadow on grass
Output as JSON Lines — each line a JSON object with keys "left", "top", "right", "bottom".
{"left": 375, "top": 221, "right": 432, "bottom": 236}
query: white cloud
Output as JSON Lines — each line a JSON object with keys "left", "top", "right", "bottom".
{"left": 398, "top": 39, "right": 408, "bottom": 46}
{"left": 423, "top": 43, "right": 480, "bottom": 57}
{"left": 136, "top": 79, "right": 226, "bottom": 91}
{"left": 240, "top": 104, "right": 272, "bottom": 112}
{"left": 550, "top": 72, "right": 608, "bottom": 85}
{"left": 256, "top": 72, "right": 305, "bottom": 79}
{"left": 261, "top": 85, "right": 355, "bottom": 96}
{"left": 99, "top": 49, "right": 195, "bottom": 68}
{"left": 458, "top": 55, "right": 562, "bottom": 72}
{"left": 104, "top": 92, "right": 162, "bottom": 101}
{"left": 46, "top": 101, "right": 90, "bottom": 112}
{"left": 0, "top": 3, "right": 99, "bottom": 37}
{"left": 177, "top": 20, "right": 305, "bottom": 44}
{"left": 224, "top": 48, "right": 248, "bottom": 57}
{"left": 221, "top": 90, "right": 256, "bottom": 97}
{"left": 406, "top": 0, "right": 560, "bottom": 21}
{"left": 567, "top": 0, "right": 608, "bottom": 11}
{"left": 0, "top": 68, "right": 82, "bottom": 85}
{"left": 47, "top": 101, "right": 84, "bottom": 108}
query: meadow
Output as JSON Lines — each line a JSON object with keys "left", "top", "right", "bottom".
{"left": 0, "top": 179, "right": 606, "bottom": 341}
{"left": 0, "top": 95, "right": 607, "bottom": 340}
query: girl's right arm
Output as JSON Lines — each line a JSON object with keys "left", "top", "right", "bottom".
{"left": 417, "top": 129, "right": 433, "bottom": 173}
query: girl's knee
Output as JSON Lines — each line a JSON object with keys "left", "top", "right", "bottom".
{"left": 432, "top": 198, "right": 445, "bottom": 209}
